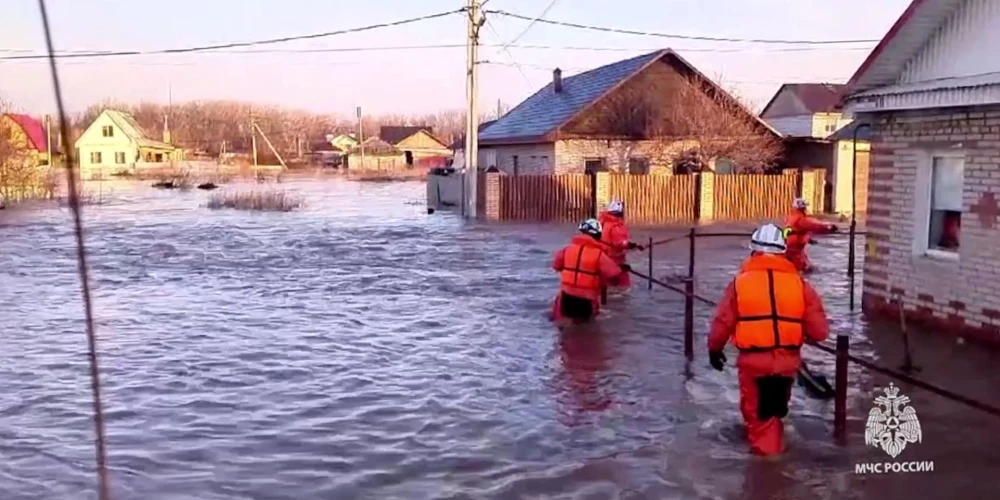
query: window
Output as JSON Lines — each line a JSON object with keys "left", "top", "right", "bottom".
{"left": 918, "top": 155, "right": 964, "bottom": 258}
{"left": 627, "top": 157, "right": 650, "bottom": 175}
{"left": 102, "top": 126, "right": 114, "bottom": 137}
{"left": 584, "top": 158, "right": 607, "bottom": 174}
{"left": 90, "top": 152, "right": 102, "bottom": 164}
{"left": 512, "top": 155, "right": 519, "bottom": 176}
{"left": 115, "top": 152, "right": 126, "bottom": 164}
{"left": 154, "top": 153, "right": 164, "bottom": 162}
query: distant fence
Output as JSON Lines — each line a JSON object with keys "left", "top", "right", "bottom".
{"left": 467, "top": 169, "right": 825, "bottom": 225}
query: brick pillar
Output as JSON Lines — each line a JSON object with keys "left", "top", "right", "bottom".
{"left": 595, "top": 171, "right": 610, "bottom": 210}
{"left": 484, "top": 173, "right": 501, "bottom": 220}
{"left": 699, "top": 171, "right": 715, "bottom": 222}
{"left": 802, "top": 169, "right": 818, "bottom": 210}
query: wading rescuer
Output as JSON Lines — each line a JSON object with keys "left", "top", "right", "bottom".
{"left": 598, "top": 200, "right": 644, "bottom": 290}
{"left": 783, "top": 198, "right": 838, "bottom": 273}
{"left": 706, "top": 223, "right": 830, "bottom": 456}
{"left": 551, "top": 219, "right": 630, "bottom": 323}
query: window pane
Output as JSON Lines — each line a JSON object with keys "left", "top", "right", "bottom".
{"left": 927, "top": 209, "right": 961, "bottom": 251}
{"left": 931, "top": 157, "right": 963, "bottom": 211}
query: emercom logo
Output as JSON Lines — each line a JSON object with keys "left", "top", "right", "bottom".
{"left": 855, "top": 383, "right": 934, "bottom": 474}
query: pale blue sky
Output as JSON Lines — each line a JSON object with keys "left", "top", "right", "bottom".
{"left": 1, "top": 0, "right": 911, "bottom": 117}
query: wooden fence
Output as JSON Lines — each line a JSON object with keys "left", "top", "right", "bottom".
{"left": 473, "top": 170, "right": 826, "bottom": 225}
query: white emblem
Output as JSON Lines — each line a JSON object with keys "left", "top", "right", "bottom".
{"left": 864, "top": 383, "right": 922, "bottom": 458}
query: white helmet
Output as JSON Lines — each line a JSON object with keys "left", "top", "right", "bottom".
{"left": 793, "top": 198, "right": 809, "bottom": 210}
{"left": 749, "top": 223, "right": 787, "bottom": 254}
{"left": 607, "top": 199, "right": 624, "bottom": 214}
{"left": 578, "top": 218, "right": 603, "bottom": 237}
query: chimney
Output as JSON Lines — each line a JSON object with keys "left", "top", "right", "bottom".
{"left": 553, "top": 68, "right": 563, "bottom": 93}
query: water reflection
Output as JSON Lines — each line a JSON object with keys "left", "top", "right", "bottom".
{"left": 556, "top": 326, "right": 614, "bottom": 424}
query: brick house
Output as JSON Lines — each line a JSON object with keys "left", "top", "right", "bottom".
{"left": 842, "top": 0, "right": 1000, "bottom": 344}
{"left": 477, "top": 49, "right": 782, "bottom": 175}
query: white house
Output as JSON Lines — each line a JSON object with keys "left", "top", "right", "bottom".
{"left": 842, "top": 0, "right": 1000, "bottom": 344}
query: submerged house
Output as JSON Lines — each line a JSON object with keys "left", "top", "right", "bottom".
{"left": 476, "top": 49, "right": 782, "bottom": 175}
{"left": 379, "top": 126, "right": 451, "bottom": 166}
{"left": 0, "top": 114, "right": 58, "bottom": 166}
{"left": 842, "top": 0, "right": 1000, "bottom": 344}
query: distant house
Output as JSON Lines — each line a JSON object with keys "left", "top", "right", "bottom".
{"left": 449, "top": 120, "right": 496, "bottom": 170}
{"left": 328, "top": 133, "right": 359, "bottom": 152}
{"left": 74, "top": 110, "right": 182, "bottom": 176}
{"left": 841, "top": 0, "right": 1000, "bottom": 344}
{"left": 760, "top": 83, "right": 863, "bottom": 214}
{"left": 1, "top": 113, "right": 58, "bottom": 166}
{"left": 477, "top": 49, "right": 782, "bottom": 175}
{"left": 379, "top": 125, "right": 452, "bottom": 165}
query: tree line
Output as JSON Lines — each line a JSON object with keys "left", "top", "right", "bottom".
{"left": 70, "top": 100, "right": 509, "bottom": 157}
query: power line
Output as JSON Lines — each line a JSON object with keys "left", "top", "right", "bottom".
{"left": 481, "top": 60, "right": 847, "bottom": 84}
{"left": 486, "top": 9, "right": 882, "bottom": 45}
{"left": 0, "top": 42, "right": 875, "bottom": 62}
{"left": 502, "top": 0, "right": 563, "bottom": 48}
{"left": 0, "top": 9, "right": 463, "bottom": 61}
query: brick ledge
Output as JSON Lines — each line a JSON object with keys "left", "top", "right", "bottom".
{"left": 862, "top": 292, "right": 1000, "bottom": 348}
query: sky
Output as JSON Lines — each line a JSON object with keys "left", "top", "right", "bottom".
{"left": 0, "top": 0, "right": 914, "bottom": 118}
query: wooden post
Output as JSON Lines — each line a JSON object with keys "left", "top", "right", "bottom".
{"left": 589, "top": 172, "right": 598, "bottom": 219}
{"left": 684, "top": 227, "right": 696, "bottom": 361}
{"left": 834, "top": 333, "right": 849, "bottom": 444}
{"left": 647, "top": 236, "right": 653, "bottom": 291}
{"left": 693, "top": 172, "right": 703, "bottom": 222}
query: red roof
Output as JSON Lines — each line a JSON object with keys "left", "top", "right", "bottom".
{"left": 6, "top": 114, "right": 49, "bottom": 153}
{"left": 760, "top": 83, "right": 846, "bottom": 116}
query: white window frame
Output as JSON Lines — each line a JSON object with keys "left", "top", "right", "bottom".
{"left": 913, "top": 150, "right": 965, "bottom": 262}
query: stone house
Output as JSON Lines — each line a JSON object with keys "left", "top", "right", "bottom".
{"left": 842, "top": 0, "right": 1000, "bottom": 344}
{"left": 477, "top": 49, "right": 782, "bottom": 175}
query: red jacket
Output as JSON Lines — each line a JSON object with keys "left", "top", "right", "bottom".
{"left": 598, "top": 211, "right": 630, "bottom": 263}
{"left": 784, "top": 209, "right": 834, "bottom": 252}
{"left": 552, "top": 234, "right": 623, "bottom": 302}
{"left": 708, "top": 254, "right": 830, "bottom": 374}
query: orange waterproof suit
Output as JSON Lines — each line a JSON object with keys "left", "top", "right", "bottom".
{"left": 598, "top": 211, "right": 632, "bottom": 288}
{"left": 707, "top": 254, "right": 830, "bottom": 456}
{"left": 783, "top": 210, "right": 836, "bottom": 273}
{"left": 551, "top": 234, "right": 624, "bottom": 322}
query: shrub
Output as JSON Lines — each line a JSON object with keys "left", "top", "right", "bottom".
{"left": 205, "top": 189, "right": 303, "bottom": 212}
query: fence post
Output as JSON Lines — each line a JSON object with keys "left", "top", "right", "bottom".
{"left": 795, "top": 168, "right": 804, "bottom": 198}
{"left": 684, "top": 226, "right": 696, "bottom": 361}
{"left": 647, "top": 236, "right": 653, "bottom": 291}
{"left": 834, "top": 332, "right": 849, "bottom": 444}
{"left": 589, "top": 172, "right": 598, "bottom": 219}
{"left": 693, "top": 172, "right": 703, "bottom": 223}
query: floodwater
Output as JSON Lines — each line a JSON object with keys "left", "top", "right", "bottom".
{"left": 1, "top": 177, "right": 999, "bottom": 500}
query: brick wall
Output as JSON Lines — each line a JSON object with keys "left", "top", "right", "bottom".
{"left": 862, "top": 105, "right": 1000, "bottom": 345}
{"left": 555, "top": 139, "right": 695, "bottom": 175}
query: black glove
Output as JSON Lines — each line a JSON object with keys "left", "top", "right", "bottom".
{"left": 709, "top": 350, "right": 727, "bottom": 371}
{"left": 828, "top": 224, "right": 839, "bottom": 233}
{"left": 627, "top": 242, "right": 639, "bottom": 250}
{"left": 619, "top": 263, "right": 632, "bottom": 273}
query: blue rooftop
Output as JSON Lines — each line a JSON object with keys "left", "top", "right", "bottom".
{"left": 479, "top": 50, "right": 666, "bottom": 143}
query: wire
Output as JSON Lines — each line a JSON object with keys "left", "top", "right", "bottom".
{"left": 486, "top": 9, "right": 882, "bottom": 45}
{"left": 2, "top": 9, "right": 464, "bottom": 61}
{"left": 483, "top": 20, "right": 533, "bottom": 87}
{"left": 34, "top": 1, "right": 111, "bottom": 500}
{"left": 502, "top": 0, "right": 563, "bottom": 48}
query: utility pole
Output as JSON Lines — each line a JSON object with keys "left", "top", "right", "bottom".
{"left": 250, "top": 115, "right": 258, "bottom": 166}
{"left": 357, "top": 106, "right": 364, "bottom": 169}
{"left": 496, "top": 98, "right": 501, "bottom": 119}
{"left": 465, "top": 0, "right": 483, "bottom": 218}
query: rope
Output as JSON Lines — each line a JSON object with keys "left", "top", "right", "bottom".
{"left": 629, "top": 267, "right": 1000, "bottom": 419}
{"left": 36, "top": 1, "right": 111, "bottom": 498}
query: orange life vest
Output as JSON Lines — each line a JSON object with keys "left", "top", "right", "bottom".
{"left": 561, "top": 242, "right": 605, "bottom": 291}
{"left": 733, "top": 255, "right": 806, "bottom": 352}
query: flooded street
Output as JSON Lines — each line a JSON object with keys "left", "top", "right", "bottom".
{"left": 2, "top": 178, "right": 999, "bottom": 499}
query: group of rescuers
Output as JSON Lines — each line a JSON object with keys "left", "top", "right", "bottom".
{"left": 551, "top": 197, "right": 840, "bottom": 456}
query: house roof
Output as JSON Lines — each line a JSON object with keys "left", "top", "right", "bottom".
{"left": 826, "top": 120, "right": 874, "bottom": 141}
{"left": 759, "top": 83, "right": 847, "bottom": 117}
{"left": 102, "top": 109, "right": 175, "bottom": 149}
{"left": 5, "top": 114, "right": 50, "bottom": 153}
{"left": 379, "top": 125, "right": 433, "bottom": 145}
{"left": 351, "top": 137, "right": 400, "bottom": 155}
{"left": 450, "top": 120, "right": 496, "bottom": 150}
{"left": 844, "top": 0, "right": 966, "bottom": 96}
{"left": 310, "top": 141, "right": 343, "bottom": 153}
{"left": 479, "top": 49, "right": 781, "bottom": 145}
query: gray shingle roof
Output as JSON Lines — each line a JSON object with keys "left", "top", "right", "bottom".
{"left": 479, "top": 50, "right": 665, "bottom": 143}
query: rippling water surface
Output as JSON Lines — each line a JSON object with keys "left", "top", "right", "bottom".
{"left": 2, "top": 178, "right": 1000, "bottom": 500}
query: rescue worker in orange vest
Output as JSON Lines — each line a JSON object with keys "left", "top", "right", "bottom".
{"left": 783, "top": 198, "right": 839, "bottom": 273}
{"left": 551, "top": 219, "right": 629, "bottom": 323}
{"left": 707, "top": 223, "right": 830, "bottom": 456}
{"left": 598, "top": 199, "right": 644, "bottom": 289}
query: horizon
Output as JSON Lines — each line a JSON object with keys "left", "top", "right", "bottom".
{"left": 1, "top": 0, "right": 912, "bottom": 118}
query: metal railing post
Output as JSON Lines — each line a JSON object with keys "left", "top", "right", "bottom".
{"left": 647, "top": 236, "right": 653, "bottom": 291}
{"left": 684, "top": 227, "right": 696, "bottom": 361}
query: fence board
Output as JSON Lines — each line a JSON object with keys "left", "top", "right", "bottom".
{"left": 608, "top": 174, "right": 696, "bottom": 225}
{"left": 499, "top": 174, "right": 591, "bottom": 222}
{"left": 714, "top": 174, "right": 797, "bottom": 221}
